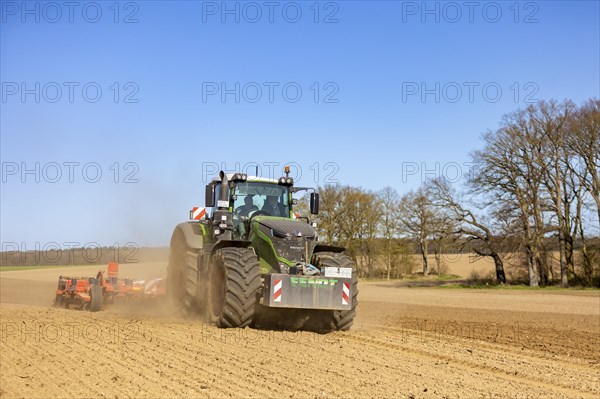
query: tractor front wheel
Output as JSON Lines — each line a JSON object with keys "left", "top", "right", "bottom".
{"left": 311, "top": 252, "right": 358, "bottom": 331}
{"left": 206, "top": 247, "right": 261, "bottom": 328}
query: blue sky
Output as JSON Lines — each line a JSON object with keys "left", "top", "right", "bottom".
{"left": 1, "top": 0, "right": 599, "bottom": 247}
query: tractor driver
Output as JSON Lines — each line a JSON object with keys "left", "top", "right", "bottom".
{"left": 262, "top": 195, "right": 287, "bottom": 217}
{"left": 236, "top": 194, "right": 259, "bottom": 217}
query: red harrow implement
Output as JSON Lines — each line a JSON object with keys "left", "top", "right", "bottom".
{"left": 54, "top": 276, "right": 102, "bottom": 311}
{"left": 54, "top": 262, "right": 166, "bottom": 311}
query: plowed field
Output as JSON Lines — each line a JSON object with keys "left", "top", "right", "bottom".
{"left": 1, "top": 263, "right": 598, "bottom": 398}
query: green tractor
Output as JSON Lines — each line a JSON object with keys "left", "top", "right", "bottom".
{"left": 167, "top": 167, "right": 358, "bottom": 331}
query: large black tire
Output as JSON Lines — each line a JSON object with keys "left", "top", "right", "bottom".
{"left": 89, "top": 284, "right": 102, "bottom": 312}
{"left": 168, "top": 228, "right": 203, "bottom": 315}
{"left": 311, "top": 252, "right": 358, "bottom": 331}
{"left": 207, "top": 247, "right": 261, "bottom": 328}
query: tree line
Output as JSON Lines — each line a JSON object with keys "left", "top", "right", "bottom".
{"left": 312, "top": 99, "right": 599, "bottom": 287}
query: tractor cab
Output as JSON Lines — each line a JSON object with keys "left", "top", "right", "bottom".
{"left": 203, "top": 166, "right": 319, "bottom": 242}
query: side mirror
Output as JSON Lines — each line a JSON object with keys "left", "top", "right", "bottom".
{"left": 205, "top": 185, "right": 215, "bottom": 207}
{"left": 310, "top": 192, "right": 319, "bottom": 215}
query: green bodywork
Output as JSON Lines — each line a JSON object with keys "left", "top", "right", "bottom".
{"left": 249, "top": 216, "right": 318, "bottom": 274}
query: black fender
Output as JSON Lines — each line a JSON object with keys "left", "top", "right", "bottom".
{"left": 313, "top": 244, "right": 345, "bottom": 254}
{"left": 211, "top": 239, "right": 253, "bottom": 254}
{"left": 171, "top": 222, "right": 204, "bottom": 250}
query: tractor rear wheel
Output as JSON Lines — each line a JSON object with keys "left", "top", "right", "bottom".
{"left": 168, "top": 228, "right": 203, "bottom": 316}
{"left": 207, "top": 247, "right": 261, "bottom": 328}
{"left": 311, "top": 252, "right": 358, "bottom": 331}
{"left": 90, "top": 284, "right": 102, "bottom": 312}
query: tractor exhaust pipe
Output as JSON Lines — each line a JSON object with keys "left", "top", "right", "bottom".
{"left": 213, "top": 171, "right": 232, "bottom": 240}
{"left": 218, "top": 171, "right": 229, "bottom": 209}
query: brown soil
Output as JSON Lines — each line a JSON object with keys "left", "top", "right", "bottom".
{"left": 1, "top": 263, "right": 598, "bottom": 398}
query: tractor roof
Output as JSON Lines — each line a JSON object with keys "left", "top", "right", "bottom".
{"left": 211, "top": 173, "right": 279, "bottom": 184}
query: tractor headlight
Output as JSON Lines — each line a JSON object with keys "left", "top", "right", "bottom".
{"left": 278, "top": 177, "right": 293, "bottom": 186}
{"left": 232, "top": 173, "right": 248, "bottom": 182}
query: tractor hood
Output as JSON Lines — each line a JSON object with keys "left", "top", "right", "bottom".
{"left": 251, "top": 217, "right": 318, "bottom": 270}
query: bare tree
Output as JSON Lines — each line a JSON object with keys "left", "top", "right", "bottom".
{"left": 470, "top": 111, "right": 551, "bottom": 286}
{"left": 379, "top": 187, "right": 400, "bottom": 280}
{"left": 560, "top": 160, "right": 583, "bottom": 282}
{"left": 567, "top": 98, "right": 600, "bottom": 230}
{"left": 429, "top": 178, "right": 507, "bottom": 284}
{"left": 337, "top": 186, "right": 363, "bottom": 264}
{"left": 398, "top": 187, "right": 436, "bottom": 276}
{"left": 572, "top": 175, "right": 595, "bottom": 284}
{"left": 360, "top": 191, "right": 383, "bottom": 278}
{"left": 529, "top": 100, "right": 576, "bottom": 287}
{"left": 429, "top": 199, "right": 456, "bottom": 275}
{"left": 316, "top": 185, "right": 344, "bottom": 244}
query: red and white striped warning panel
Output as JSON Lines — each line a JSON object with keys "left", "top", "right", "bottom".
{"left": 190, "top": 207, "right": 206, "bottom": 220}
{"left": 342, "top": 282, "right": 350, "bottom": 305}
{"left": 273, "top": 279, "right": 282, "bottom": 302}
